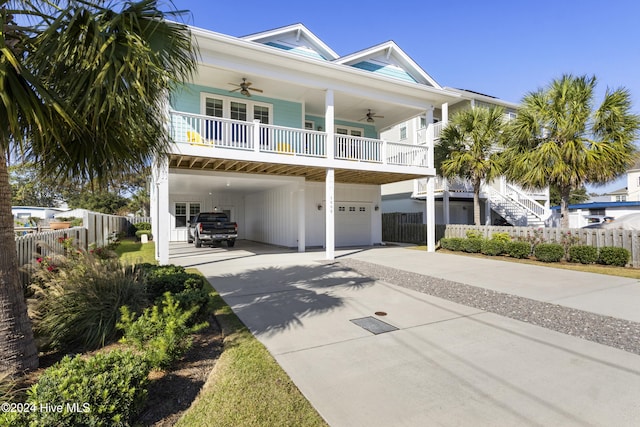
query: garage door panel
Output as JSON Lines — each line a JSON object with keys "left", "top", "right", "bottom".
{"left": 335, "top": 203, "right": 371, "bottom": 247}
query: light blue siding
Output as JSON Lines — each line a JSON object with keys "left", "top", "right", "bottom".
{"left": 171, "top": 83, "right": 302, "bottom": 128}
{"left": 351, "top": 61, "right": 417, "bottom": 83}
{"left": 305, "top": 115, "right": 377, "bottom": 139}
{"left": 265, "top": 41, "right": 327, "bottom": 60}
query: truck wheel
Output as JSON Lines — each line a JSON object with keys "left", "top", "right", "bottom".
{"left": 194, "top": 234, "right": 202, "bottom": 248}
{"left": 227, "top": 239, "right": 235, "bottom": 248}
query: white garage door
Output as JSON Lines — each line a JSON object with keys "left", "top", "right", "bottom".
{"left": 335, "top": 203, "right": 371, "bottom": 247}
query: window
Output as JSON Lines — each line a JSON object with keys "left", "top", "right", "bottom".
{"left": 205, "top": 98, "right": 223, "bottom": 118}
{"left": 254, "top": 105, "right": 269, "bottom": 124}
{"left": 349, "top": 206, "right": 356, "bottom": 212}
{"left": 201, "top": 93, "right": 271, "bottom": 123}
{"left": 400, "top": 126, "right": 407, "bottom": 140}
{"left": 338, "top": 206, "right": 346, "bottom": 212}
{"left": 359, "top": 207, "right": 366, "bottom": 212}
{"left": 615, "top": 195, "right": 627, "bottom": 202}
{"left": 175, "top": 202, "right": 200, "bottom": 228}
{"left": 230, "top": 101, "right": 247, "bottom": 121}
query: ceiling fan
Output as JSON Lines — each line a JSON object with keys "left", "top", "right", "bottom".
{"left": 228, "top": 78, "right": 263, "bottom": 97}
{"left": 359, "top": 109, "right": 384, "bottom": 123}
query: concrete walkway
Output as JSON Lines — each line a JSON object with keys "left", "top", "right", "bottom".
{"left": 172, "top": 242, "right": 640, "bottom": 426}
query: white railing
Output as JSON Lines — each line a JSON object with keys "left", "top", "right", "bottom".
{"left": 170, "top": 112, "right": 255, "bottom": 150}
{"left": 386, "top": 142, "right": 428, "bottom": 167}
{"left": 505, "top": 183, "right": 551, "bottom": 219}
{"left": 260, "top": 124, "right": 326, "bottom": 157}
{"left": 432, "top": 122, "right": 444, "bottom": 140}
{"left": 170, "top": 110, "right": 430, "bottom": 168}
{"left": 334, "top": 135, "right": 382, "bottom": 162}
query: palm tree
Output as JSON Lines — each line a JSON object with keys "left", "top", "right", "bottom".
{"left": 437, "top": 106, "right": 507, "bottom": 225}
{"left": 502, "top": 75, "right": 639, "bottom": 228}
{"left": 0, "top": 0, "right": 197, "bottom": 375}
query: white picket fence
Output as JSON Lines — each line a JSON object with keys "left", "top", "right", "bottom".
{"left": 15, "top": 213, "right": 151, "bottom": 286}
{"left": 445, "top": 224, "right": 640, "bottom": 267}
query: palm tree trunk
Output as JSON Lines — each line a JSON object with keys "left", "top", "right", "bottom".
{"left": 473, "top": 180, "right": 482, "bottom": 226}
{"left": 560, "top": 186, "right": 571, "bottom": 229}
{"left": 0, "top": 152, "right": 38, "bottom": 376}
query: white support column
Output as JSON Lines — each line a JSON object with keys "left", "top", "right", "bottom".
{"left": 325, "top": 168, "right": 335, "bottom": 260}
{"left": 426, "top": 176, "right": 436, "bottom": 252}
{"left": 441, "top": 102, "right": 449, "bottom": 126}
{"left": 297, "top": 186, "right": 306, "bottom": 252}
{"left": 155, "top": 158, "right": 170, "bottom": 264}
{"left": 325, "top": 89, "right": 335, "bottom": 159}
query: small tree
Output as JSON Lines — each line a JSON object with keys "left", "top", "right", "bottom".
{"left": 503, "top": 75, "right": 639, "bottom": 228}
{"left": 437, "top": 106, "right": 507, "bottom": 225}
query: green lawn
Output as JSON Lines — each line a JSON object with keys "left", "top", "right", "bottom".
{"left": 115, "top": 239, "right": 157, "bottom": 265}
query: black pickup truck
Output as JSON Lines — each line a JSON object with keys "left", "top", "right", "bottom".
{"left": 187, "top": 212, "right": 238, "bottom": 248}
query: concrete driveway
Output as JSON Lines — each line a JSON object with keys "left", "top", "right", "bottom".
{"left": 171, "top": 241, "right": 640, "bottom": 426}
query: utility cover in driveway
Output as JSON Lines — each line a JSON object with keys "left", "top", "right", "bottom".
{"left": 350, "top": 316, "right": 398, "bottom": 334}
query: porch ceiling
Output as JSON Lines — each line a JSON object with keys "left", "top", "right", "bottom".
{"left": 169, "top": 154, "right": 425, "bottom": 186}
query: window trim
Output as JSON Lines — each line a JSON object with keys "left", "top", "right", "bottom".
{"left": 174, "top": 201, "right": 201, "bottom": 229}
{"left": 200, "top": 92, "right": 272, "bottom": 124}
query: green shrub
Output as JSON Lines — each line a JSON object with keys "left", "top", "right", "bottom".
{"left": 505, "top": 241, "right": 530, "bottom": 259}
{"left": 441, "top": 237, "right": 465, "bottom": 251}
{"left": 481, "top": 239, "right": 505, "bottom": 256}
{"left": 533, "top": 243, "right": 564, "bottom": 263}
{"left": 24, "top": 350, "right": 150, "bottom": 427}
{"left": 598, "top": 247, "right": 630, "bottom": 267}
{"left": 134, "top": 221, "right": 152, "bottom": 230}
{"left": 31, "top": 255, "right": 147, "bottom": 351}
{"left": 141, "top": 264, "right": 208, "bottom": 302}
{"left": 490, "top": 232, "right": 511, "bottom": 244}
{"left": 569, "top": 245, "right": 598, "bottom": 264}
{"left": 463, "top": 238, "right": 484, "bottom": 253}
{"left": 118, "top": 293, "right": 208, "bottom": 370}
{"left": 465, "top": 230, "right": 483, "bottom": 239}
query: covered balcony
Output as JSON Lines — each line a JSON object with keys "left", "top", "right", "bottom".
{"left": 168, "top": 111, "right": 436, "bottom": 184}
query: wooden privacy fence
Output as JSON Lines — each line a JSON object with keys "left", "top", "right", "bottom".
{"left": 445, "top": 224, "right": 640, "bottom": 267}
{"left": 15, "top": 213, "right": 150, "bottom": 286}
{"left": 15, "top": 227, "right": 88, "bottom": 287}
{"left": 382, "top": 213, "right": 445, "bottom": 245}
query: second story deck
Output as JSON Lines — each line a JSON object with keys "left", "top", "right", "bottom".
{"left": 169, "top": 111, "right": 436, "bottom": 184}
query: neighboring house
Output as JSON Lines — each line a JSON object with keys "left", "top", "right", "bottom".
{"left": 381, "top": 89, "right": 551, "bottom": 227}
{"left": 150, "top": 23, "right": 462, "bottom": 263}
{"left": 12, "top": 206, "right": 67, "bottom": 222}
{"left": 549, "top": 201, "right": 640, "bottom": 228}
{"left": 625, "top": 160, "right": 640, "bottom": 201}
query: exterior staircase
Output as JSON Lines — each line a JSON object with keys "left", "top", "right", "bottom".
{"left": 413, "top": 177, "right": 552, "bottom": 227}
{"left": 482, "top": 184, "right": 550, "bottom": 227}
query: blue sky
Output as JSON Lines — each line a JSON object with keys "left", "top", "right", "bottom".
{"left": 173, "top": 0, "right": 640, "bottom": 192}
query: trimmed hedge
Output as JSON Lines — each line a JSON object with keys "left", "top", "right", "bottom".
{"left": 534, "top": 243, "right": 564, "bottom": 263}
{"left": 440, "top": 237, "right": 465, "bottom": 251}
{"left": 598, "top": 247, "right": 630, "bottom": 267}
{"left": 462, "top": 238, "right": 483, "bottom": 253}
{"left": 481, "top": 240, "right": 505, "bottom": 256}
{"left": 569, "top": 245, "right": 598, "bottom": 264}
{"left": 505, "top": 241, "right": 531, "bottom": 259}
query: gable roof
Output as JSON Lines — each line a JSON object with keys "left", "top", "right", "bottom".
{"left": 334, "top": 41, "right": 442, "bottom": 88}
{"left": 242, "top": 23, "right": 339, "bottom": 61}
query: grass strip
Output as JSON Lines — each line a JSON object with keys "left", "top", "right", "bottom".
{"left": 176, "top": 287, "right": 328, "bottom": 427}
{"left": 115, "top": 239, "right": 157, "bottom": 265}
